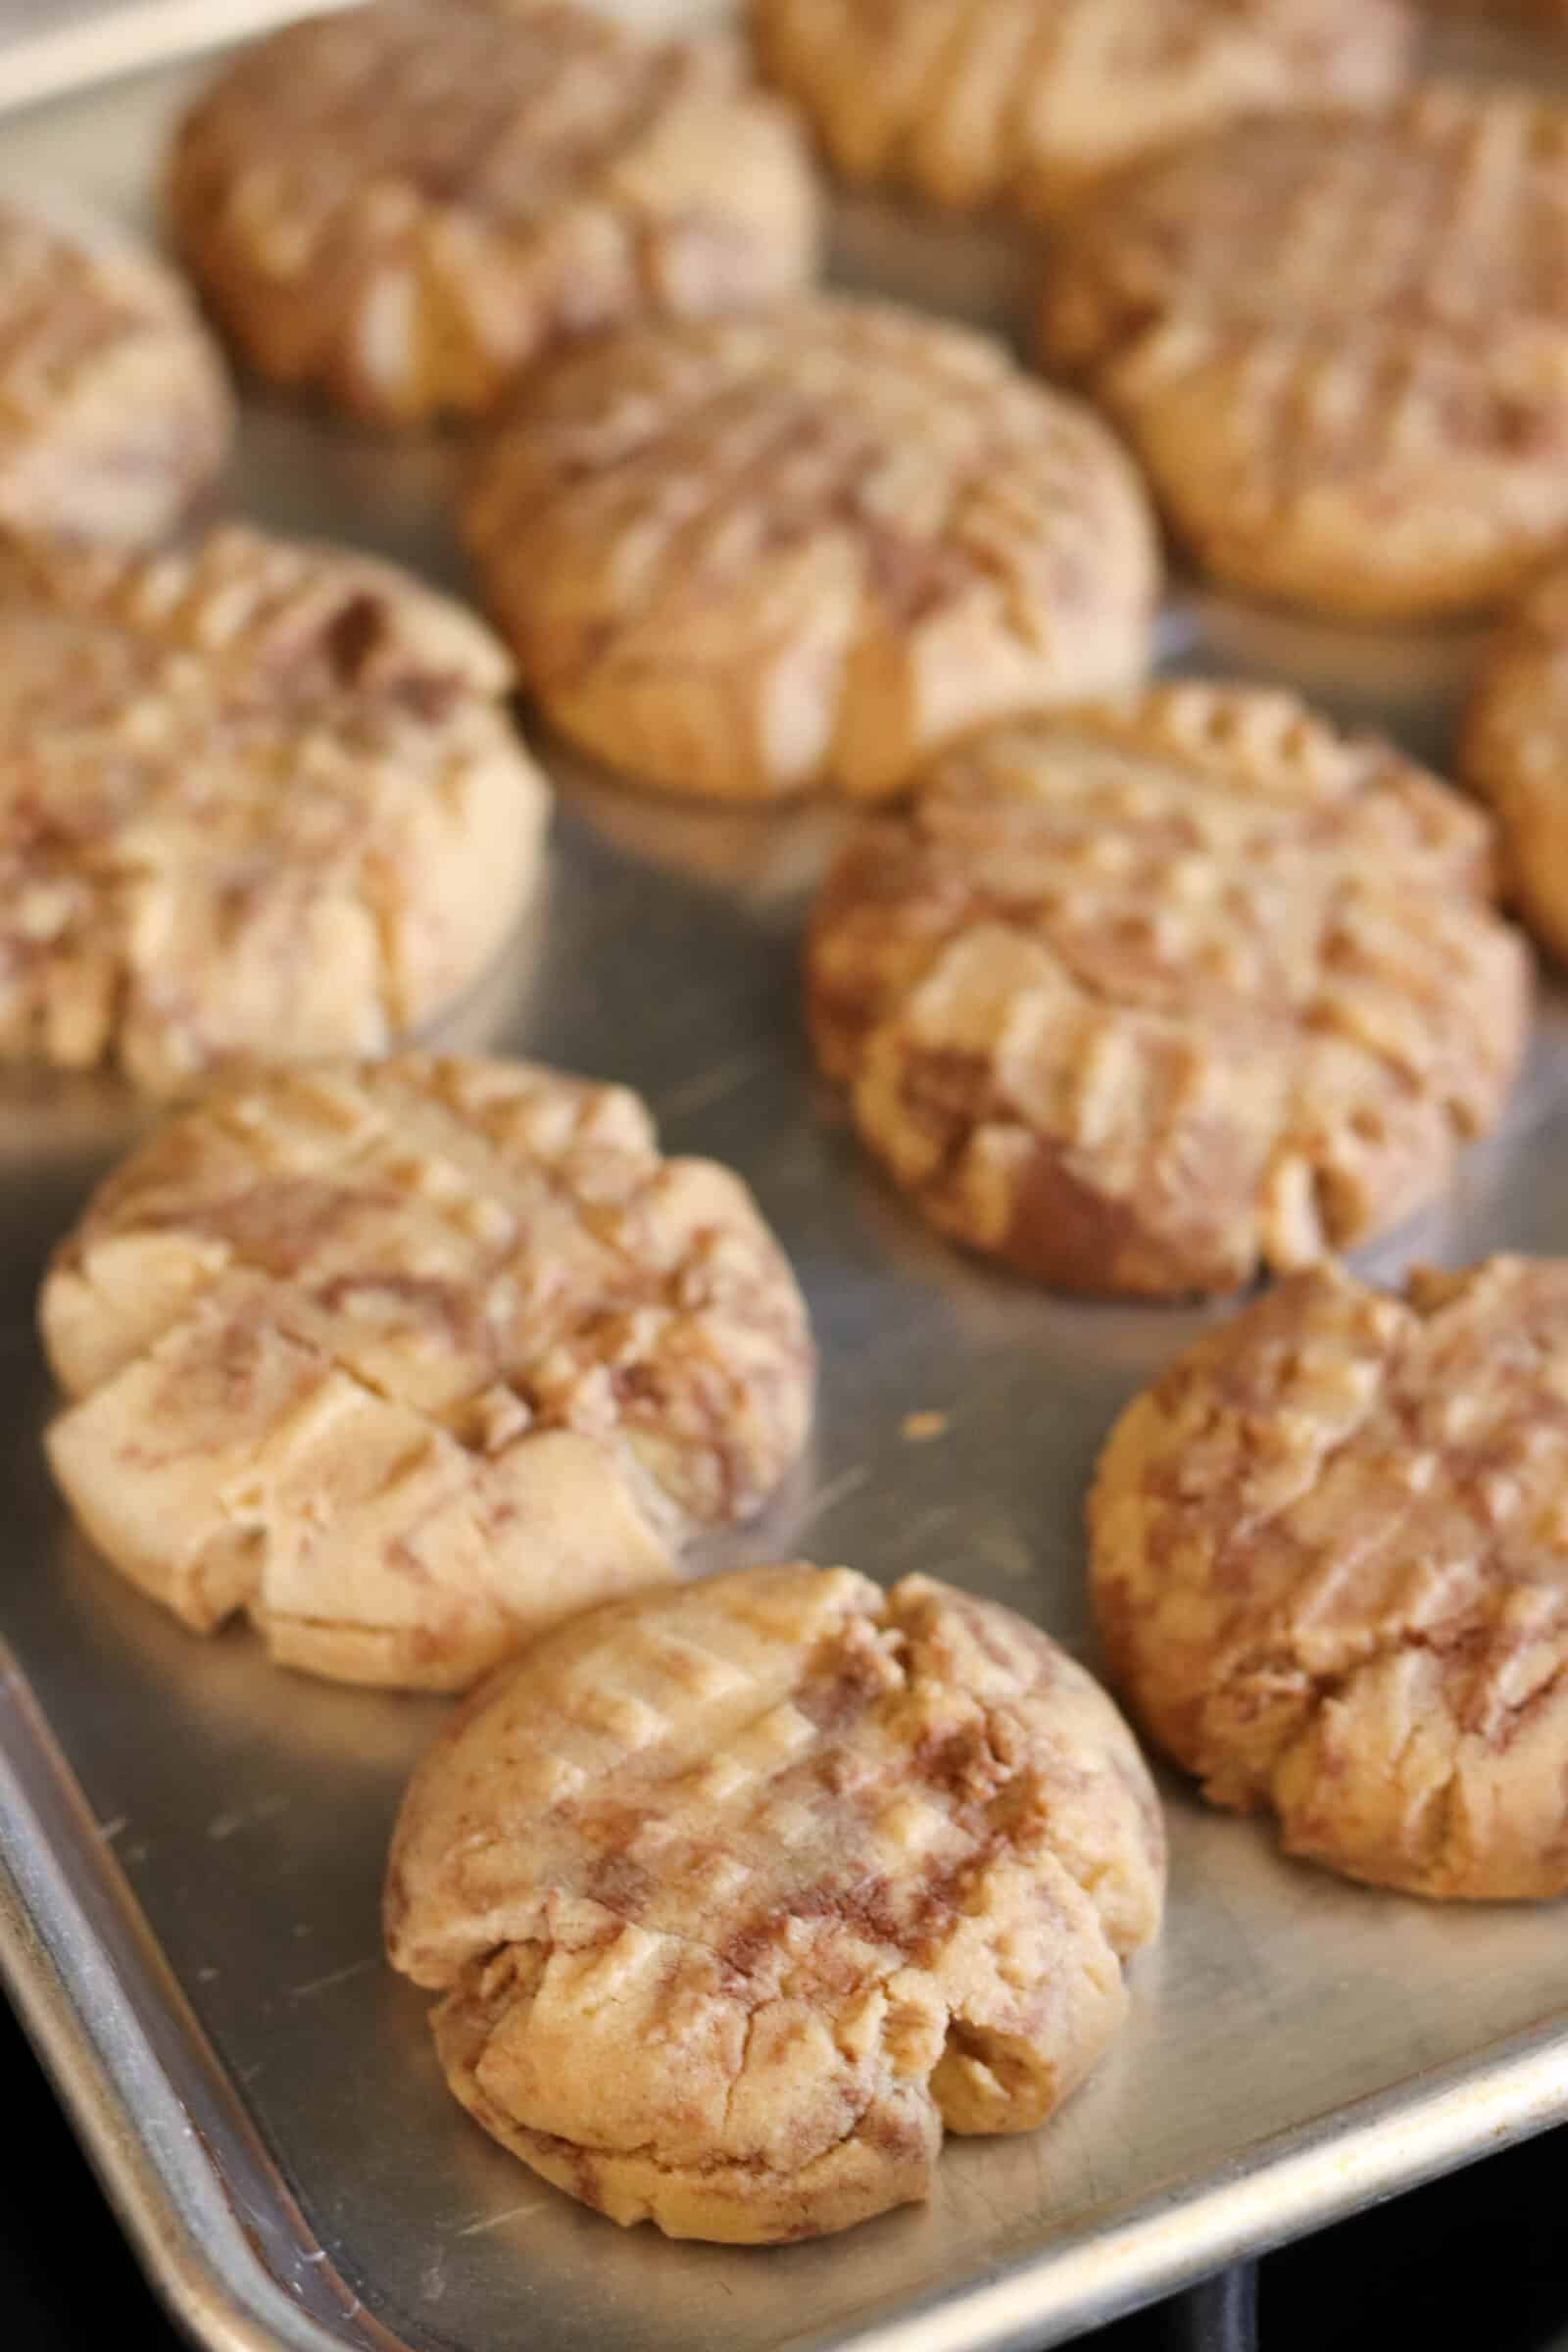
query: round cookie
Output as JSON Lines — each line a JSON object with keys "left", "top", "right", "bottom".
{"left": 806, "top": 682, "right": 1531, "bottom": 1297}
{"left": 464, "top": 299, "right": 1159, "bottom": 802}
{"left": 386, "top": 1561, "right": 1164, "bottom": 2241}
{"left": 1091, "top": 1256, "right": 1568, "bottom": 1899}
{"left": 41, "top": 1055, "right": 813, "bottom": 1690}
{"left": 753, "top": 0, "right": 1412, "bottom": 220}
{"left": 1036, "top": 86, "right": 1568, "bottom": 620}
{"left": 171, "top": 0, "right": 818, "bottom": 428}
{"left": 1462, "top": 558, "right": 1568, "bottom": 965}
{"left": 0, "top": 523, "right": 546, "bottom": 1095}
{"left": 0, "top": 197, "right": 228, "bottom": 548}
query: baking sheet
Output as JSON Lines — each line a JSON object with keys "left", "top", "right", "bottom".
{"left": 2, "top": 18, "right": 1568, "bottom": 2352}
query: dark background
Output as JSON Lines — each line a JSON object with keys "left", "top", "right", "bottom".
{"left": 3, "top": 1998, "right": 1560, "bottom": 2352}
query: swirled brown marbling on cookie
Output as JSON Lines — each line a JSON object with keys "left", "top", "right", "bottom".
{"left": 42, "top": 1055, "right": 813, "bottom": 1688}
{"left": 0, "top": 524, "right": 546, "bottom": 1093}
{"left": 807, "top": 682, "right": 1530, "bottom": 1295}
{"left": 1037, "top": 86, "right": 1568, "bottom": 618}
{"left": 172, "top": 0, "right": 817, "bottom": 425}
{"left": 755, "top": 0, "right": 1410, "bottom": 219}
{"left": 0, "top": 199, "right": 228, "bottom": 546}
{"left": 1092, "top": 1256, "right": 1568, "bottom": 1897}
{"left": 387, "top": 1561, "right": 1163, "bottom": 2239}
{"left": 465, "top": 298, "right": 1157, "bottom": 800}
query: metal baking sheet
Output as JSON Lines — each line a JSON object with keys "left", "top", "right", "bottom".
{"left": 2, "top": 17, "right": 1568, "bottom": 2352}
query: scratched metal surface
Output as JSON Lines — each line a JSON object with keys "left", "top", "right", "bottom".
{"left": 1, "top": 18, "right": 1568, "bottom": 2352}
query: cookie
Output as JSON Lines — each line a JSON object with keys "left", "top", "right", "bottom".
{"left": 0, "top": 524, "right": 546, "bottom": 1095}
{"left": 1462, "top": 558, "right": 1568, "bottom": 965}
{"left": 41, "top": 1054, "right": 814, "bottom": 1689}
{"left": 0, "top": 197, "right": 228, "bottom": 548}
{"left": 1036, "top": 86, "right": 1568, "bottom": 620}
{"left": 385, "top": 1561, "right": 1164, "bottom": 2240}
{"left": 171, "top": 0, "right": 818, "bottom": 428}
{"left": 464, "top": 299, "right": 1159, "bottom": 802}
{"left": 1092, "top": 1256, "right": 1568, "bottom": 1898}
{"left": 753, "top": 0, "right": 1411, "bottom": 220}
{"left": 806, "top": 682, "right": 1531, "bottom": 1297}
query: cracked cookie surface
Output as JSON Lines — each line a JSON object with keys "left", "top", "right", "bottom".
{"left": 1036, "top": 85, "right": 1568, "bottom": 619}
{"left": 463, "top": 298, "right": 1158, "bottom": 802}
{"left": 0, "top": 198, "right": 228, "bottom": 547}
{"left": 385, "top": 1561, "right": 1164, "bottom": 2240}
{"left": 41, "top": 1054, "right": 813, "bottom": 1689}
{"left": 805, "top": 682, "right": 1530, "bottom": 1297}
{"left": 1091, "top": 1257, "right": 1568, "bottom": 1898}
{"left": 0, "top": 523, "right": 546, "bottom": 1094}
{"left": 171, "top": 0, "right": 818, "bottom": 427}
{"left": 753, "top": 0, "right": 1410, "bottom": 220}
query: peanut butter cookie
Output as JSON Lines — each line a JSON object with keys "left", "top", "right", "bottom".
{"left": 806, "top": 682, "right": 1530, "bottom": 1296}
{"left": 386, "top": 1561, "right": 1164, "bottom": 2240}
{"left": 0, "top": 197, "right": 228, "bottom": 547}
{"left": 465, "top": 299, "right": 1158, "bottom": 802}
{"left": 1463, "top": 557, "right": 1568, "bottom": 965}
{"left": 42, "top": 1055, "right": 813, "bottom": 1690}
{"left": 0, "top": 524, "right": 545, "bottom": 1094}
{"left": 1037, "top": 86, "right": 1568, "bottom": 620}
{"left": 172, "top": 0, "right": 818, "bottom": 428}
{"left": 1092, "top": 1256, "right": 1568, "bottom": 1898}
{"left": 754, "top": 0, "right": 1411, "bottom": 220}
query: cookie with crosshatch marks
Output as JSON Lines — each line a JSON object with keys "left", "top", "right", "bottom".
{"left": 463, "top": 298, "right": 1158, "bottom": 802}
{"left": 40, "top": 1055, "right": 813, "bottom": 1690}
{"left": 805, "top": 681, "right": 1530, "bottom": 1297}
{"left": 0, "top": 196, "right": 228, "bottom": 548}
{"left": 170, "top": 0, "right": 818, "bottom": 428}
{"left": 752, "top": 0, "right": 1411, "bottom": 220}
{"left": 1091, "top": 1256, "right": 1568, "bottom": 1898}
{"left": 0, "top": 523, "right": 546, "bottom": 1094}
{"left": 1036, "top": 85, "right": 1568, "bottom": 620}
{"left": 385, "top": 1561, "right": 1164, "bottom": 2241}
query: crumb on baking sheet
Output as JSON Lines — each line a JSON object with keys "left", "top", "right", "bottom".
{"left": 901, "top": 1410, "right": 949, "bottom": 1443}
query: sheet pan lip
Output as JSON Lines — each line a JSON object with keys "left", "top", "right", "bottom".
{"left": 2, "top": 1611, "right": 1566, "bottom": 2352}
{"left": 0, "top": 1638, "right": 410, "bottom": 2352}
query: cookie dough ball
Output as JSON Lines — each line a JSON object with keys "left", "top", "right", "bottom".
{"left": 1037, "top": 86, "right": 1568, "bottom": 620}
{"left": 753, "top": 0, "right": 1411, "bottom": 220}
{"left": 171, "top": 0, "right": 818, "bottom": 428}
{"left": 41, "top": 1054, "right": 814, "bottom": 1689}
{"left": 1092, "top": 1257, "right": 1568, "bottom": 1898}
{"left": 465, "top": 299, "right": 1158, "bottom": 802}
{"left": 0, "top": 199, "right": 228, "bottom": 548}
{"left": 1462, "top": 559, "right": 1568, "bottom": 965}
{"left": 386, "top": 1562, "right": 1164, "bottom": 2240}
{"left": 0, "top": 524, "right": 546, "bottom": 1095}
{"left": 806, "top": 682, "right": 1530, "bottom": 1297}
